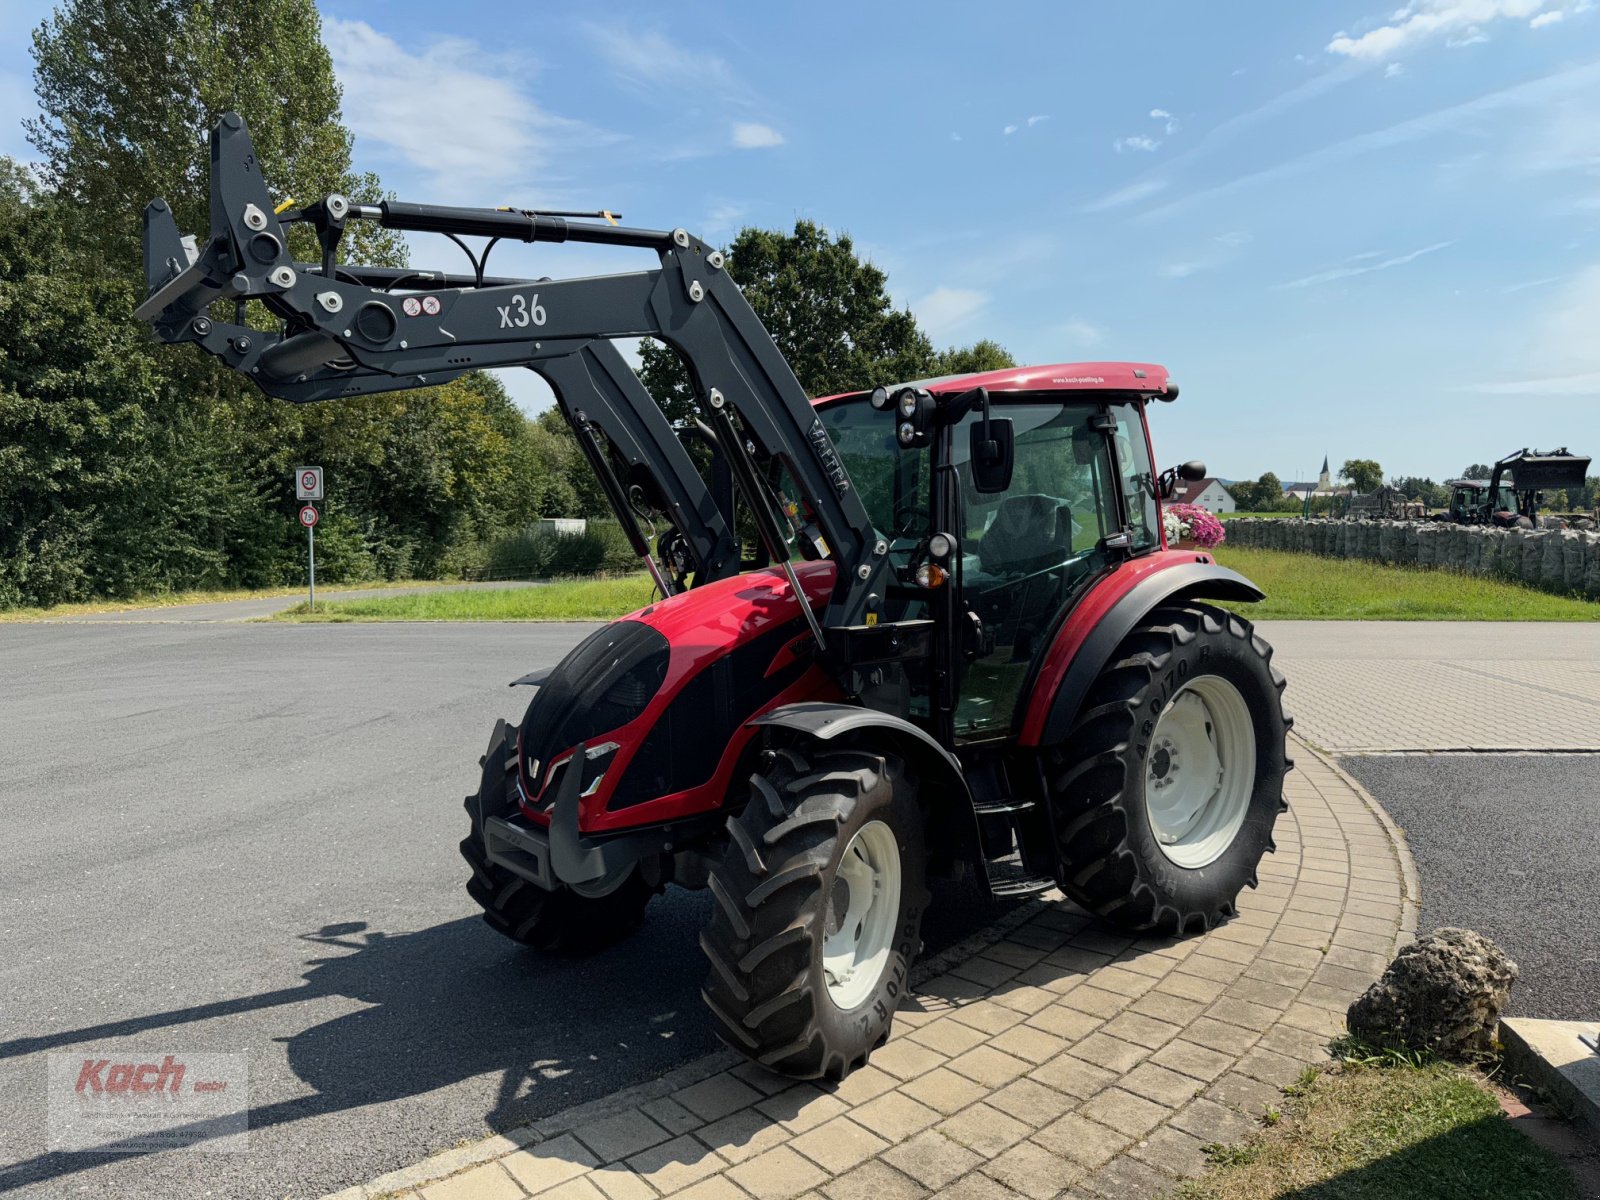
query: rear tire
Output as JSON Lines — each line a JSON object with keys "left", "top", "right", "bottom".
{"left": 700, "top": 744, "right": 928, "bottom": 1079}
{"left": 1044, "top": 604, "right": 1290, "bottom": 934}
{"left": 461, "top": 719, "right": 657, "bottom": 954}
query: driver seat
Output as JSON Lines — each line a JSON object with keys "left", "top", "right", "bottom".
{"left": 979, "top": 494, "right": 1071, "bottom": 575}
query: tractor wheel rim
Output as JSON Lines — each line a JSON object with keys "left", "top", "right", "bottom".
{"left": 822, "top": 820, "right": 902, "bottom": 1011}
{"left": 1145, "top": 675, "right": 1256, "bottom": 869}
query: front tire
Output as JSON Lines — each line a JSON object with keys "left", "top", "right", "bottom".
{"left": 461, "top": 719, "right": 657, "bottom": 954}
{"left": 1045, "top": 604, "right": 1290, "bottom": 934}
{"left": 700, "top": 744, "right": 928, "bottom": 1079}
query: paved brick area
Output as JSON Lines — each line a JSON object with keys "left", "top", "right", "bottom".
{"left": 326, "top": 738, "right": 1414, "bottom": 1200}
{"left": 1254, "top": 621, "right": 1600, "bottom": 753}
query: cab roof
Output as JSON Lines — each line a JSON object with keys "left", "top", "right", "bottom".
{"left": 812, "top": 362, "right": 1173, "bottom": 407}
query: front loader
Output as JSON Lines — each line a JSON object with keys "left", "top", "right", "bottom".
{"left": 137, "top": 115, "right": 1291, "bottom": 1080}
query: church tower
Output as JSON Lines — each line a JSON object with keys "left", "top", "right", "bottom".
{"left": 1317, "top": 455, "right": 1331, "bottom": 492}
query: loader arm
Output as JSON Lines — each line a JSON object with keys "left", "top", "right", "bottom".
{"left": 136, "top": 113, "right": 889, "bottom": 628}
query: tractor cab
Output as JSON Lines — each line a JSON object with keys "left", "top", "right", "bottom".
{"left": 816, "top": 366, "right": 1166, "bottom": 740}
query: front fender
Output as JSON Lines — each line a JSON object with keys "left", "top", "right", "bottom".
{"left": 1021, "top": 557, "right": 1264, "bottom": 747}
{"left": 748, "top": 702, "right": 983, "bottom": 868}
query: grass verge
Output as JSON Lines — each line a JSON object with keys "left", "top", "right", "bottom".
{"left": 1212, "top": 546, "right": 1600, "bottom": 621}
{"left": 0, "top": 579, "right": 446, "bottom": 622}
{"left": 274, "top": 574, "right": 656, "bottom": 622}
{"left": 1179, "top": 1054, "right": 1578, "bottom": 1200}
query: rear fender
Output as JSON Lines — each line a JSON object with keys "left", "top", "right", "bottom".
{"left": 747, "top": 702, "right": 984, "bottom": 869}
{"left": 1021, "top": 557, "right": 1264, "bottom": 747}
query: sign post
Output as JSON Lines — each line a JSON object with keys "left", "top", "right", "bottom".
{"left": 295, "top": 467, "right": 324, "bottom": 612}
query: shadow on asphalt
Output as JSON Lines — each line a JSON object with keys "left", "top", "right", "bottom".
{"left": 0, "top": 876, "right": 1021, "bottom": 1193}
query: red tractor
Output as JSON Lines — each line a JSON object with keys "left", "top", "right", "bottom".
{"left": 139, "top": 115, "right": 1291, "bottom": 1080}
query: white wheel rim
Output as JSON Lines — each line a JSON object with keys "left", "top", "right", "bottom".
{"left": 1145, "top": 675, "right": 1257, "bottom": 869}
{"left": 822, "top": 820, "right": 902, "bottom": 1010}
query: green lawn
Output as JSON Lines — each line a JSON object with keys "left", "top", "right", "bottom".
{"left": 274, "top": 574, "right": 656, "bottom": 621}
{"left": 1212, "top": 546, "right": 1600, "bottom": 621}
{"left": 0, "top": 579, "right": 446, "bottom": 622}
{"left": 1220, "top": 510, "right": 1302, "bottom": 520}
{"left": 1179, "top": 1057, "right": 1577, "bottom": 1200}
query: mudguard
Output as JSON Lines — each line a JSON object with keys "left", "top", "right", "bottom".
{"left": 1024, "top": 559, "right": 1264, "bottom": 747}
{"left": 748, "top": 701, "right": 983, "bottom": 866}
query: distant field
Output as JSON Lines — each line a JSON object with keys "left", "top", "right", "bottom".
{"left": 274, "top": 574, "right": 655, "bottom": 621}
{"left": 1211, "top": 546, "right": 1600, "bottom": 621}
{"left": 1219, "top": 510, "right": 1301, "bottom": 520}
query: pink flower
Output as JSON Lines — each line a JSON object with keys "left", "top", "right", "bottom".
{"left": 1164, "top": 503, "right": 1226, "bottom": 549}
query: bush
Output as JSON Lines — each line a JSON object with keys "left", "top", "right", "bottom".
{"left": 483, "top": 520, "right": 640, "bottom": 580}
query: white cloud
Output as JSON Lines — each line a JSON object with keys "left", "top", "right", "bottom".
{"left": 1327, "top": 1, "right": 1568, "bottom": 60}
{"left": 1115, "top": 135, "right": 1161, "bottom": 153}
{"left": 1530, "top": 9, "right": 1566, "bottom": 24}
{"left": 582, "top": 23, "right": 749, "bottom": 102}
{"left": 1385, "top": 62, "right": 1406, "bottom": 77}
{"left": 1150, "top": 108, "right": 1172, "bottom": 120}
{"left": 1084, "top": 177, "right": 1169, "bottom": 211}
{"left": 1027, "top": 114, "right": 1050, "bottom": 127}
{"left": 731, "top": 122, "right": 784, "bottom": 149}
{"left": 324, "top": 19, "right": 600, "bottom": 198}
{"left": 1061, "top": 318, "right": 1107, "bottom": 346}
{"left": 950, "top": 131, "right": 963, "bottom": 142}
{"left": 1003, "top": 124, "right": 1019, "bottom": 135}
{"left": 914, "top": 286, "right": 988, "bottom": 341}
{"left": 1446, "top": 24, "right": 1492, "bottom": 43}
{"left": 1275, "top": 241, "right": 1453, "bottom": 288}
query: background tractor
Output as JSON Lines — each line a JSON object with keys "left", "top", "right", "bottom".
{"left": 138, "top": 115, "right": 1292, "bottom": 1080}
{"left": 1442, "top": 448, "right": 1590, "bottom": 528}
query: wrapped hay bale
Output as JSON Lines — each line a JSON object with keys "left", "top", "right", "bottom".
{"left": 1560, "top": 531, "right": 1586, "bottom": 593}
{"left": 1378, "top": 521, "right": 1400, "bottom": 563}
{"left": 1584, "top": 535, "right": 1600, "bottom": 596}
{"left": 1361, "top": 521, "right": 1381, "bottom": 559}
{"left": 1401, "top": 523, "right": 1420, "bottom": 565}
{"left": 1498, "top": 528, "right": 1526, "bottom": 578}
{"left": 1415, "top": 524, "right": 1441, "bottom": 567}
{"left": 1520, "top": 530, "right": 1547, "bottom": 585}
{"left": 1540, "top": 530, "right": 1566, "bottom": 589}
{"left": 1476, "top": 529, "right": 1502, "bottom": 577}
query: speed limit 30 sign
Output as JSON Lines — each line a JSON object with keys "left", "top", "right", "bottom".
{"left": 295, "top": 466, "right": 324, "bottom": 500}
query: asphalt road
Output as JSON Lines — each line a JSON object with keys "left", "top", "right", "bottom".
{"left": 0, "top": 622, "right": 1016, "bottom": 1199}
{"left": 1340, "top": 754, "right": 1600, "bottom": 1021}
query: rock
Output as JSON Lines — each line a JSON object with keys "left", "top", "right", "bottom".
{"left": 1346, "top": 928, "right": 1519, "bottom": 1057}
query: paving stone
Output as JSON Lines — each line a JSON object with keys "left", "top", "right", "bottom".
{"left": 870, "top": 1036, "right": 949, "bottom": 1080}
{"left": 951, "top": 955, "right": 1023, "bottom": 988}
{"left": 1182, "top": 1016, "right": 1260, "bottom": 1056}
{"left": 1070, "top": 930, "right": 1136, "bottom": 956}
{"left": 935, "top": 1102, "right": 1032, "bottom": 1157}
{"left": 639, "top": 1096, "right": 703, "bottom": 1136}
{"left": 731, "top": 1060, "right": 797, "bottom": 1097}
{"left": 881, "top": 1129, "right": 985, "bottom": 1189}
{"left": 694, "top": 1107, "right": 790, "bottom": 1164}
{"left": 990, "top": 982, "right": 1059, "bottom": 1015}
{"left": 1044, "top": 946, "right": 1115, "bottom": 974}
{"left": 1154, "top": 973, "right": 1225, "bottom": 1004}
{"left": 1079, "top": 1088, "right": 1169, "bottom": 1138}
{"left": 1030, "top": 1112, "right": 1128, "bottom": 1168}
{"left": 1178, "top": 955, "right": 1245, "bottom": 984}
{"left": 986, "top": 1077, "right": 1078, "bottom": 1127}
{"left": 1120, "top": 1061, "right": 1204, "bottom": 1107}
{"left": 1257, "top": 1022, "right": 1336, "bottom": 1062}
{"left": 848, "top": 1091, "right": 942, "bottom": 1142}
{"left": 420, "top": 1163, "right": 524, "bottom": 1200}
{"left": 935, "top": 1173, "right": 1023, "bottom": 1200}
{"left": 1226, "top": 976, "right": 1300, "bottom": 1010}
{"left": 1169, "top": 1097, "right": 1256, "bottom": 1145}
{"left": 535, "top": 1177, "right": 611, "bottom": 1200}
{"left": 907, "top": 1017, "right": 990, "bottom": 1057}
{"left": 947, "top": 1045, "right": 1033, "bottom": 1087}
{"left": 921, "top": 973, "right": 993, "bottom": 1005}
{"left": 1149, "top": 1038, "right": 1235, "bottom": 1084}
{"left": 678, "top": 1074, "right": 766, "bottom": 1122}
{"left": 899, "top": 1066, "right": 990, "bottom": 1115}
{"left": 672, "top": 1179, "right": 751, "bottom": 1200}
{"left": 1206, "top": 1071, "right": 1284, "bottom": 1116}
{"left": 982, "top": 1139, "right": 1085, "bottom": 1200}
{"left": 758, "top": 1084, "right": 850, "bottom": 1133}
{"left": 1023, "top": 1004, "right": 1101, "bottom": 1042}
{"left": 590, "top": 1163, "right": 659, "bottom": 1200}
{"left": 824, "top": 1064, "right": 898, "bottom": 1106}
{"left": 726, "top": 1144, "right": 829, "bottom": 1200}
{"left": 947, "top": 1000, "right": 1027, "bottom": 1035}
{"left": 1065, "top": 1032, "right": 1148, "bottom": 1073}
{"left": 988, "top": 1024, "right": 1070, "bottom": 1065}
{"left": 1128, "top": 1124, "right": 1210, "bottom": 1178}
{"left": 1127, "top": 991, "right": 1205, "bottom": 1027}
{"left": 821, "top": 1159, "right": 929, "bottom": 1200}
{"left": 1100, "top": 1011, "right": 1181, "bottom": 1050}
{"left": 790, "top": 1116, "right": 890, "bottom": 1174}
{"left": 1028, "top": 1052, "right": 1117, "bottom": 1099}
{"left": 1205, "top": 996, "right": 1280, "bottom": 1032}
{"left": 1057, "top": 985, "right": 1129, "bottom": 1018}
{"left": 625, "top": 1134, "right": 726, "bottom": 1194}
{"left": 1081, "top": 1154, "right": 1176, "bottom": 1199}
{"left": 574, "top": 1109, "right": 674, "bottom": 1163}
{"left": 499, "top": 1134, "right": 599, "bottom": 1194}
{"left": 1236, "top": 1046, "right": 1310, "bottom": 1088}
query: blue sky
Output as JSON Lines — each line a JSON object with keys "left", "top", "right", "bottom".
{"left": 4, "top": 0, "right": 1600, "bottom": 483}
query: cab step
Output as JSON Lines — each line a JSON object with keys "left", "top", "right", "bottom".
{"left": 989, "top": 875, "right": 1057, "bottom": 898}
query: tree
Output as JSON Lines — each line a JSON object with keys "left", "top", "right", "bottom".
{"left": 1462, "top": 463, "right": 1493, "bottom": 481}
{"left": 1340, "top": 459, "right": 1383, "bottom": 493}
{"left": 930, "top": 339, "right": 1016, "bottom": 376}
{"left": 28, "top": 0, "right": 404, "bottom": 271}
{"left": 1393, "top": 475, "right": 1447, "bottom": 508}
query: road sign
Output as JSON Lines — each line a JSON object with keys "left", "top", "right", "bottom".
{"left": 295, "top": 466, "right": 324, "bottom": 501}
{"left": 299, "top": 504, "right": 319, "bottom": 528}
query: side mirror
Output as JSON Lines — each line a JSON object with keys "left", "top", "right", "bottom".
{"left": 969, "top": 418, "right": 1015, "bottom": 494}
{"left": 1179, "top": 460, "right": 1206, "bottom": 482}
